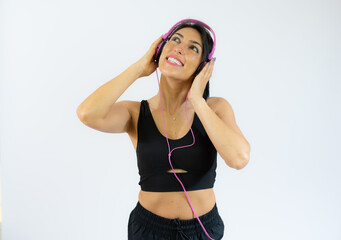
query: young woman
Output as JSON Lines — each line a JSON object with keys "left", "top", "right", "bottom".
{"left": 77, "top": 19, "right": 250, "bottom": 240}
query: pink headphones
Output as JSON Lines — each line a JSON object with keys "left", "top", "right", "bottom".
{"left": 154, "top": 19, "right": 217, "bottom": 240}
{"left": 154, "top": 19, "right": 216, "bottom": 76}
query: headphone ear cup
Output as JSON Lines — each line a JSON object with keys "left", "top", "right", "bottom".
{"left": 154, "top": 40, "right": 167, "bottom": 63}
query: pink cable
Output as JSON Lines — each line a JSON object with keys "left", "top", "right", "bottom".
{"left": 156, "top": 69, "right": 215, "bottom": 240}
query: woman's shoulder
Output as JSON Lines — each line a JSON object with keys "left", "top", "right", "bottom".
{"left": 124, "top": 100, "right": 143, "bottom": 113}
{"left": 125, "top": 97, "right": 231, "bottom": 113}
{"left": 207, "top": 96, "right": 228, "bottom": 102}
{"left": 207, "top": 96, "right": 220, "bottom": 104}
{"left": 111, "top": 100, "right": 142, "bottom": 120}
{"left": 207, "top": 96, "right": 231, "bottom": 113}
{"left": 124, "top": 97, "right": 157, "bottom": 113}
{"left": 207, "top": 96, "right": 237, "bottom": 125}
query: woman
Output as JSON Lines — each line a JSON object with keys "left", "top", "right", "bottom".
{"left": 77, "top": 19, "right": 250, "bottom": 240}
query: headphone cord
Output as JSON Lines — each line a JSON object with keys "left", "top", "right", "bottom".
{"left": 156, "top": 69, "right": 215, "bottom": 240}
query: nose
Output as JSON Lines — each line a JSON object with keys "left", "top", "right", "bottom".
{"left": 174, "top": 43, "right": 184, "bottom": 54}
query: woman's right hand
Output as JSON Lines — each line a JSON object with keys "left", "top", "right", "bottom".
{"left": 134, "top": 35, "right": 164, "bottom": 78}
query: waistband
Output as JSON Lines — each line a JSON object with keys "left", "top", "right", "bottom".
{"left": 133, "top": 201, "right": 220, "bottom": 235}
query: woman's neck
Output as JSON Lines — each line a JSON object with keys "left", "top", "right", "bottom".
{"left": 156, "top": 74, "right": 193, "bottom": 115}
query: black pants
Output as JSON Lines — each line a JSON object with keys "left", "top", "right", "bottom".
{"left": 128, "top": 201, "right": 225, "bottom": 240}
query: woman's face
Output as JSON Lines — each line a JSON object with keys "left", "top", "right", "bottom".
{"left": 158, "top": 27, "right": 204, "bottom": 81}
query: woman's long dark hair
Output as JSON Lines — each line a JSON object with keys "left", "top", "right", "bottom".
{"left": 167, "top": 21, "right": 214, "bottom": 101}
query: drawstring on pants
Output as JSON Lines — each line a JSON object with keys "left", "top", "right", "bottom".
{"left": 173, "top": 218, "right": 190, "bottom": 240}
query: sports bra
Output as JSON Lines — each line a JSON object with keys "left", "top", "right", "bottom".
{"left": 136, "top": 100, "right": 218, "bottom": 192}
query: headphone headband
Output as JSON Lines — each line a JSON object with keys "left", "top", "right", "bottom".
{"left": 162, "top": 19, "right": 216, "bottom": 60}
{"left": 154, "top": 19, "right": 216, "bottom": 62}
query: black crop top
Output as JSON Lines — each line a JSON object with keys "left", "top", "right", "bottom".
{"left": 136, "top": 100, "right": 217, "bottom": 192}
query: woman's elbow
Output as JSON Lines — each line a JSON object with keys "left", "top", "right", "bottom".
{"left": 234, "top": 152, "right": 250, "bottom": 170}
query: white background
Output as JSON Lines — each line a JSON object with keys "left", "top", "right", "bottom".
{"left": 1, "top": 0, "right": 340, "bottom": 239}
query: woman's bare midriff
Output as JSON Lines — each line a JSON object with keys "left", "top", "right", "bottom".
{"left": 138, "top": 188, "right": 216, "bottom": 220}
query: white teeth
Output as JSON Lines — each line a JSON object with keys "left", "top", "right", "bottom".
{"left": 168, "top": 57, "right": 182, "bottom": 66}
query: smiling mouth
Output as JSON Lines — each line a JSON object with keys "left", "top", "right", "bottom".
{"left": 166, "top": 57, "right": 184, "bottom": 67}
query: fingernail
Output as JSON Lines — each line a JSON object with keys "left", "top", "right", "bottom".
{"left": 208, "top": 61, "right": 211, "bottom": 65}
{"left": 214, "top": 57, "right": 216, "bottom": 62}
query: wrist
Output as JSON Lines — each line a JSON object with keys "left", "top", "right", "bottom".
{"left": 131, "top": 62, "right": 144, "bottom": 78}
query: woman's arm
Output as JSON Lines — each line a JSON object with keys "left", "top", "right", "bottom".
{"left": 76, "top": 63, "right": 141, "bottom": 124}
{"left": 191, "top": 97, "right": 251, "bottom": 170}
{"left": 188, "top": 59, "right": 250, "bottom": 169}
{"left": 76, "top": 35, "right": 163, "bottom": 132}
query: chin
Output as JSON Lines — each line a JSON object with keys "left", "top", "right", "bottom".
{"left": 159, "top": 60, "right": 195, "bottom": 81}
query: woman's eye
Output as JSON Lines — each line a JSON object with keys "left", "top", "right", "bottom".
{"left": 191, "top": 46, "right": 199, "bottom": 53}
{"left": 172, "top": 37, "right": 180, "bottom": 42}
{"left": 171, "top": 37, "right": 199, "bottom": 53}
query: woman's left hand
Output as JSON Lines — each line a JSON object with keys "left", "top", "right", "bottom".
{"left": 188, "top": 58, "right": 216, "bottom": 103}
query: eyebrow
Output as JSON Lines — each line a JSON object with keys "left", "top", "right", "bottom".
{"left": 174, "top": 33, "right": 202, "bottom": 49}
